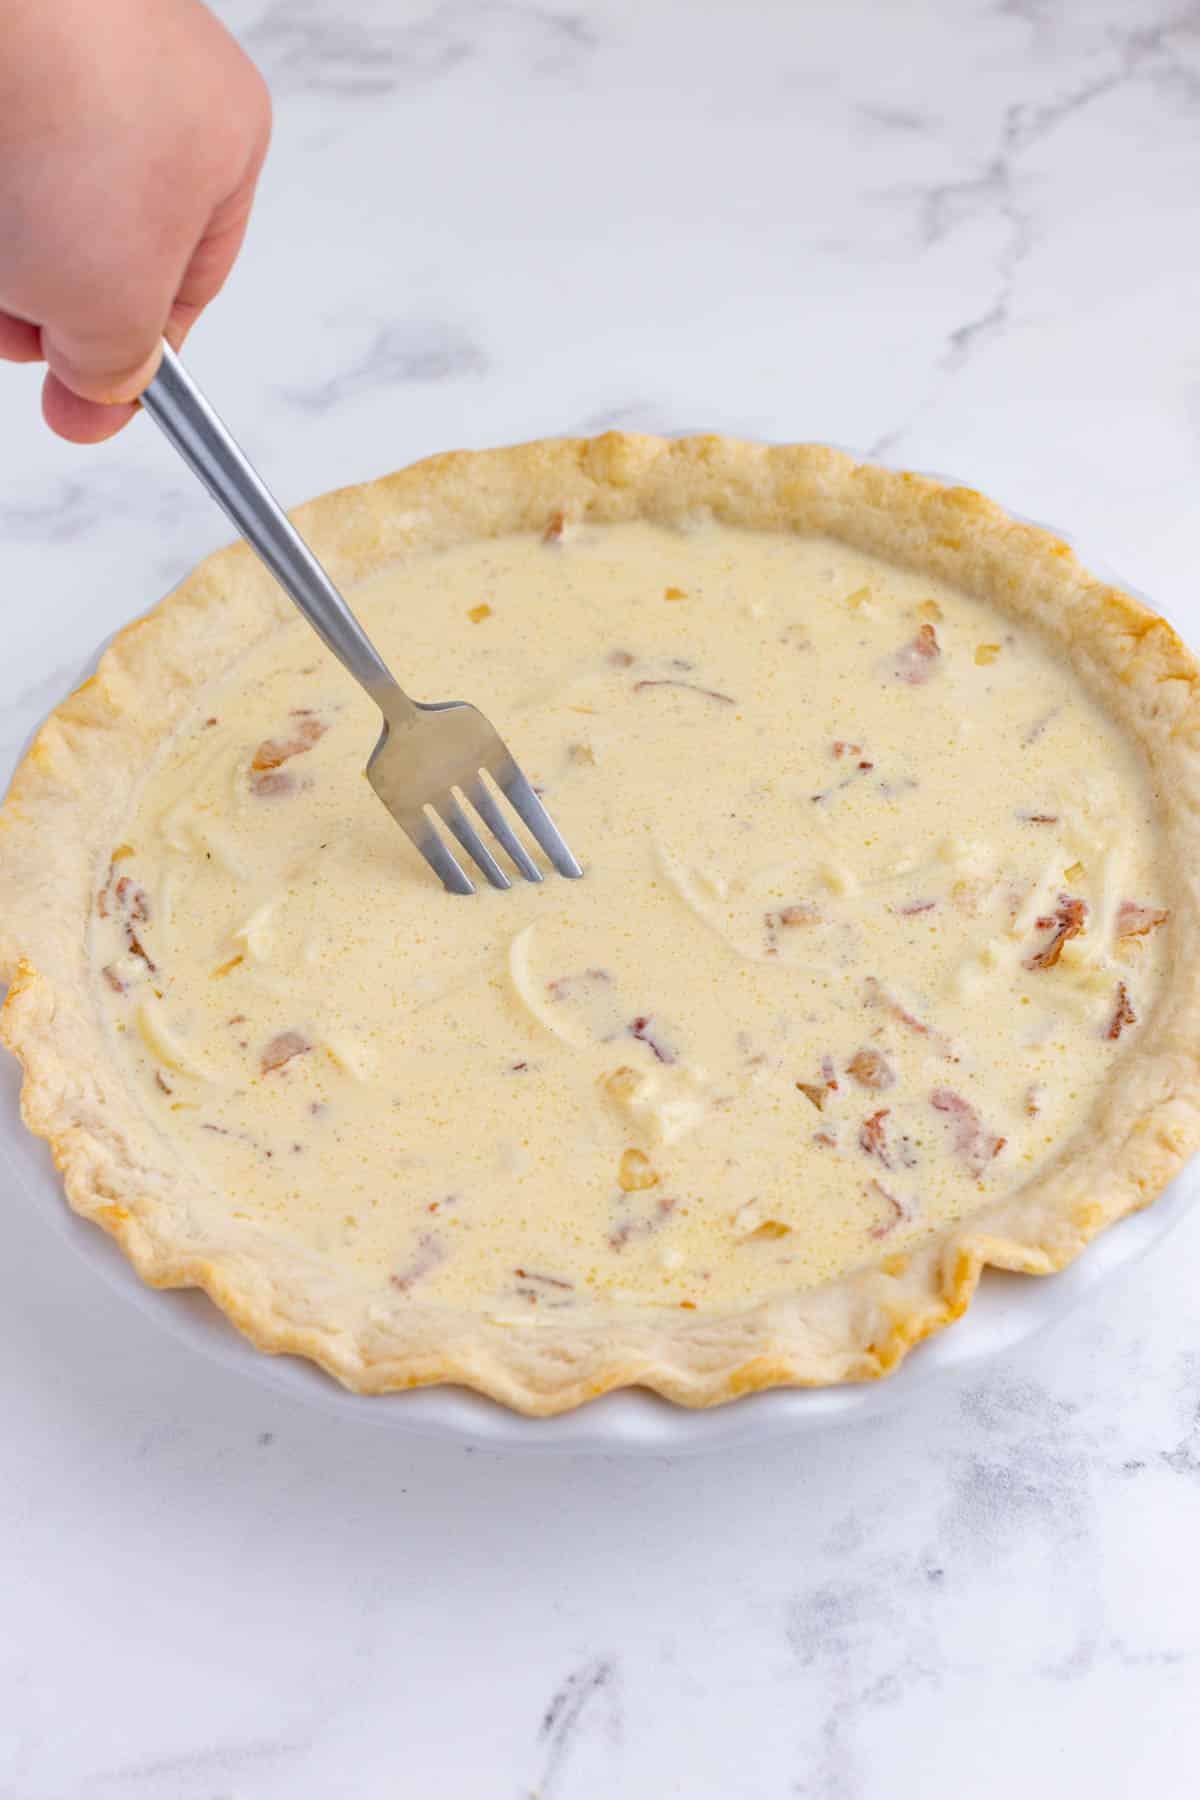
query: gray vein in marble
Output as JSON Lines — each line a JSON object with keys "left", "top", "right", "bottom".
{"left": 1158, "top": 1348, "right": 1200, "bottom": 1478}
{"left": 0, "top": 464, "right": 202, "bottom": 546}
{"left": 281, "top": 319, "right": 488, "bottom": 412}
{"left": 85, "top": 1731, "right": 310, "bottom": 1794}
{"left": 871, "top": 3, "right": 1200, "bottom": 458}
{"left": 788, "top": 1550, "right": 945, "bottom": 1800}
{"left": 1042, "top": 1630, "right": 1194, "bottom": 1681}
{"left": 533, "top": 1655, "right": 620, "bottom": 1798}
{"left": 785, "top": 1374, "right": 1111, "bottom": 1796}
{"left": 854, "top": 103, "right": 936, "bottom": 135}
{"left": 244, "top": 0, "right": 601, "bottom": 98}
{"left": 992, "top": 0, "right": 1056, "bottom": 24}
{"left": 944, "top": 1375, "right": 1092, "bottom": 1548}
{"left": 3, "top": 660, "right": 89, "bottom": 724}
{"left": 572, "top": 402, "right": 658, "bottom": 435}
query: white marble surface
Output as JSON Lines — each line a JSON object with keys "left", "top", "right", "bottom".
{"left": 4, "top": 1, "right": 1200, "bottom": 1793}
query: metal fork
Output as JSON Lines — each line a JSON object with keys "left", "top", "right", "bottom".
{"left": 139, "top": 343, "right": 583, "bottom": 895}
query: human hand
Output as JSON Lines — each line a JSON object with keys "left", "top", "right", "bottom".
{"left": 0, "top": 0, "right": 271, "bottom": 443}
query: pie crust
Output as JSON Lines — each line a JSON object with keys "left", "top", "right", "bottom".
{"left": 3, "top": 435, "right": 1199, "bottom": 1413}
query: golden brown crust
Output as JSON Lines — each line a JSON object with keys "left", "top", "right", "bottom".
{"left": 3, "top": 435, "right": 1200, "bottom": 1414}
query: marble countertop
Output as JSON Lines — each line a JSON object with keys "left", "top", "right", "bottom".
{"left": 4, "top": 2, "right": 1200, "bottom": 1794}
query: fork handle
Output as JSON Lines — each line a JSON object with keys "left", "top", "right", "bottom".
{"left": 141, "top": 343, "right": 418, "bottom": 722}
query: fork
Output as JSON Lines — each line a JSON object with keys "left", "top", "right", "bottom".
{"left": 139, "top": 342, "right": 583, "bottom": 895}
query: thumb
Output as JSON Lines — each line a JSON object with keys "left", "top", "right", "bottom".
{"left": 40, "top": 308, "right": 166, "bottom": 407}
{"left": 39, "top": 287, "right": 170, "bottom": 444}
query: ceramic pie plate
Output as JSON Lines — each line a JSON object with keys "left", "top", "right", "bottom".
{"left": 2, "top": 1079, "right": 1196, "bottom": 1451}
{"left": 1, "top": 444, "right": 1197, "bottom": 1450}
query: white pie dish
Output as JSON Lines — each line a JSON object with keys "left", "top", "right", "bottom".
{"left": 2, "top": 462, "right": 1197, "bottom": 1448}
{"left": 3, "top": 1066, "right": 1195, "bottom": 1453}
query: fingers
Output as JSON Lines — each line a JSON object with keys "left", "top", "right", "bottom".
{"left": 41, "top": 305, "right": 168, "bottom": 407}
{"left": 41, "top": 372, "right": 138, "bottom": 445}
{"left": 1, "top": 0, "right": 272, "bottom": 444}
{"left": 0, "top": 311, "right": 41, "bottom": 362}
{"left": 175, "top": 205, "right": 257, "bottom": 329}
{"left": 6, "top": 307, "right": 142, "bottom": 444}
{"left": 171, "top": 89, "right": 272, "bottom": 334}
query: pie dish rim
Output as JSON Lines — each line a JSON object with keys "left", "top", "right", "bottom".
{"left": 2, "top": 432, "right": 1198, "bottom": 1414}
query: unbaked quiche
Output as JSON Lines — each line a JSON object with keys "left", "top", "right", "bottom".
{"left": 3, "top": 437, "right": 1199, "bottom": 1413}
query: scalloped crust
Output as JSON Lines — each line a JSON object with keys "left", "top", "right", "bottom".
{"left": 3, "top": 436, "right": 1200, "bottom": 1414}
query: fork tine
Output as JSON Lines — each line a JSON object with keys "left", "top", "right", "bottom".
{"left": 496, "top": 766, "right": 584, "bottom": 879}
{"left": 442, "top": 794, "right": 511, "bottom": 890}
{"left": 466, "top": 778, "right": 543, "bottom": 883}
{"left": 408, "top": 813, "right": 475, "bottom": 896}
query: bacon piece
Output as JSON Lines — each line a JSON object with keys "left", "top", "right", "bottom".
{"left": 260, "top": 1030, "right": 311, "bottom": 1074}
{"left": 100, "top": 873, "right": 157, "bottom": 974}
{"left": 777, "top": 903, "right": 820, "bottom": 927}
{"left": 126, "top": 933, "right": 155, "bottom": 973}
{"left": 765, "top": 901, "right": 822, "bottom": 952}
{"left": 96, "top": 851, "right": 134, "bottom": 918}
{"left": 1116, "top": 901, "right": 1169, "bottom": 940}
{"left": 1106, "top": 981, "right": 1136, "bottom": 1041}
{"left": 832, "top": 740, "right": 862, "bottom": 760}
{"left": 864, "top": 975, "right": 928, "bottom": 1036}
{"left": 892, "top": 622, "right": 941, "bottom": 685}
{"left": 542, "top": 508, "right": 567, "bottom": 544}
{"left": 609, "top": 1196, "right": 676, "bottom": 1250}
{"left": 859, "top": 1108, "right": 918, "bottom": 1170}
{"left": 391, "top": 1232, "right": 446, "bottom": 1292}
{"left": 1018, "top": 812, "right": 1059, "bottom": 825}
{"left": 802, "top": 1051, "right": 841, "bottom": 1108}
{"left": 863, "top": 976, "right": 952, "bottom": 1056}
{"left": 930, "top": 1089, "right": 1005, "bottom": 1176}
{"left": 859, "top": 1109, "right": 893, "bottom": 1167}
{"left": 633, "top": 678, "right": 736, "bottom": 706}
{"left": 114, "top": 877, "right": 149, "bottom": 924}
{"left": 250, "top": 714, "right": 326, "bottom": 792}
{"left": 868, "top": 1179, "right": 912, "bottom": 1239}
{"left": 250, "top": 770, "right": 299, "bottom": 797}
{"left": 101, "top": 964, "right": 127, "bottom": 994}
{"left": 798, "top": 1054, "right": 838, "bottom": 1109}
{"left": 847, "top": 1048, "right": 895, "bottom": 1091}
{"left": 813, "top": 1128, "right": 838, "bottom": 1148}
{"left": 1025, "top": 894, "right": 1087, "bottom": 970}
{"left": 630, "top": 1016, "right": 676, "bottom": 1064}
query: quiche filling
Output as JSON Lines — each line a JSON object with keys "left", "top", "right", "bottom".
{"left": 91, "top": 519, "right": 1170, "bottom": 1320}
